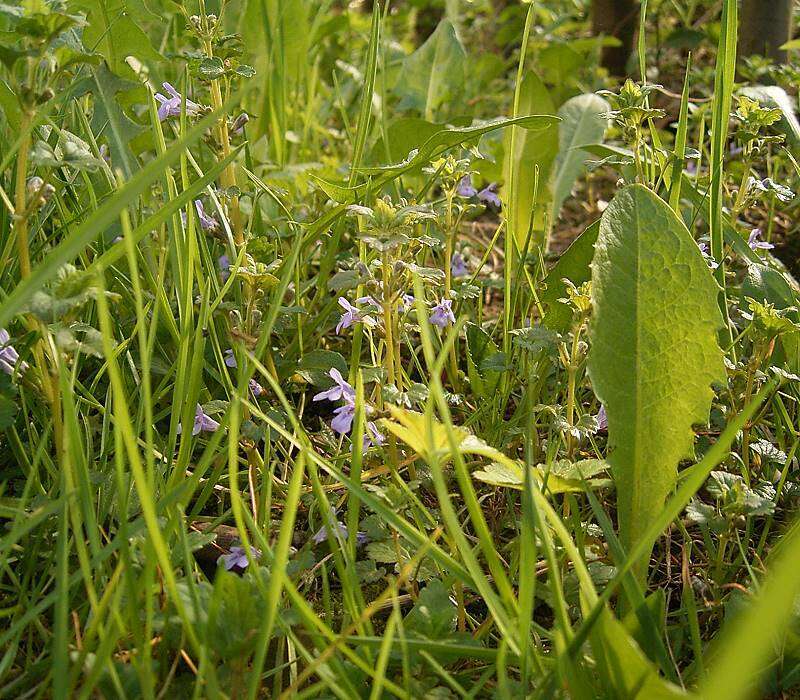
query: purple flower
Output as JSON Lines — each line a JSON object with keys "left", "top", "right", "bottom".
{"left": 313, "top": 368, "right": 355, "bottom": 404}
{"left": 331, "top": 402, "right": 356, "bottom": 435}
{"left": 194, "top": 200, "right": 219, "bottom": 232}
{"left": 363, "top": 421, "right": 385, "bottom": 452}
{"left": 154, "top": 82, "right": 201, "bottom": 121}
{"left": 177, "top": 403, "right": 220, "bottom": 436}
{"left": 218, "top": 254, "right": 232, "bottom": 282}
{"left": 697, "top": 242, "right": 719, "bottom": 270}
{"left": 0, "top": 329, "right": 27, "bottom": 376}
{"left": 311, "top": 512, "right": 368, "bottom": 546}
{"left": 336, "top": 297, "right": 376, "bottom": 334}
{"left": 218, "top": 545, "right": 261, "bottom": 570}
{"left": 224, "top": 348, "right": 237, "bottom": 368}
{"left": 397, "top": 294, "right": 415, "bottom": 314}
{"left": 429, "top": 298, "right": 455, "bottom": 328}
{"left": 232, "top": 112, "right": 249, "bottom": 135}
{"left": 451, "top": 252, "right": 468, "bottom": 278}
{"left": 747, "top": 228, "right": 774, "bottom": 251}
{"left": 596, "top": 404, "right": 608, "bottom": 432}
{"left": 478, "top": 183, "right": 501, "bottom": 209}
{"left": 249, "top": 378, "right": 264, "bottom": 397}
{"left": 457, "top": 175, "right": 477, "bottom": 198}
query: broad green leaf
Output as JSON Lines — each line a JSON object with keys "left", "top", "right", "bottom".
{"left": 70, "top": 0, "right": 162, "bottom": 77}
{"left": 502, "top": 72, "right": 558, "bottom": 250}
{"left": 552, "top": 93, "right": 609, "bottom": 221}
{"left": 587, "top": 184, "right": 725, "bottom": 580}
{"left": 394, "top": 19, "right": 466, "bottom": 121}
{"left": 540, "top": 220, "right": 600, "bottom": 332}
{"left": 403, "top": 579, "right": 456, "bottom": 639}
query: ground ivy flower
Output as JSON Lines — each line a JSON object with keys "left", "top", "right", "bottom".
{"left": 218, "top": 254, "right": 232, "bottom": 282}
{"left": 451, "top": 252, "right": 468, "bottom": 278}
{"left": 313, "top": 368, "right": 355, "bottom": 404}
{"left": 249, "top": 378, "right": 264, "bottom": 397}
{"left": 0, "top": 329, "right": 27, "bottom": 376}
{"left": 430, "top": 298, "right": 455, "bottom": 328}
{"left": 748, "top": 228, "right": 774, "bottom": 251}
{"left": 457, "top": 175, "right": 477, "bottom": 198}
{"left": 697, "top": 242, "right": 719, "bottom": 269}
{"left": 478, "top": 183, "right": 501, "bottom": 209}
{"left": 224, "top": 349, "right": 237, "bottom": 368}
{"left": 336, "top": 297, "right": 377, "bottom": 334}
{"left": 218, "top": 545, "right": 260, "bottom": 571}
{"left": 400, "top": 293, "right": 415, "bottom": 312}
{"left": 311, "top": 514, "right": 368, "bottom": 546}
{"left": 154, "top": 82, "right": 201, "bottom": 121}
{"left": 232, "top": 112, "right": 249, "bottom": 134}
{"left": 596, "top": 404, "right": 608, "bottom": 431}
{"left": 177, "top": 403, "right": 220, "bottom": 435}
{"left": 363, "top": 421, "right": 385, "bottom": 452}
{"left": 194, "top": 200, "right": 219, "bottom": 232}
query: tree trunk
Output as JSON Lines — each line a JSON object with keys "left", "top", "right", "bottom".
{"left": 739, "top": 0, "right": 794, "bottom": 63}
{"left": 592, "top": 0, "right": 640, "bottom": 76}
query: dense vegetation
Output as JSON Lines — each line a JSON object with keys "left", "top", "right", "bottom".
{"left": 1, "top": 0, "right": 800, "bottom": 697}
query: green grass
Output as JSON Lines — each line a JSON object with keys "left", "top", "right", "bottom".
{"left": 1, "top": 0, "right": 800, "bottom": 697}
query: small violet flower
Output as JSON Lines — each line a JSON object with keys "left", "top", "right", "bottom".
{"left": 0, "top": 329, "right": 27, "bottom": 376}
{"left": 224, "top": 348, "right": 237, "bottom": 368}
{"left": 154, "top": 82, "right": 201, "bottom": 121}
{"left": 218, "top": 545, "right": 261, "bottom": 571}
{"left": 311, "top": 511, "right": 368, "bottom": 546}
{"left": 456, "top": 175, "right": 477, "bottom": 198}
{"left": 249, "top": 378, "right": 264, "bottom": 397}
{"left": 400, "top": 293, "right": 415, "bottom": 312}
{"left": 313, "top": 368, "right": 355, "bottom": 404}
{"left": 747, "top": 228, "right": 774, "bottom": 251}
{"left": 232, "top": 112, "right": 249, "bottom": 134}
{"left": 218, "top": 254, "right": 232, "bottom": 282}
{"left": 697, "top": 242, "right": 719, "bottom": 270}
{"left": 596, "top": 404, "right": 608, "bottom": 432}
{"left": 331, "top": 402, "right": 356, "bottom": 435}
{"left": 478, "top": 183, "right": 501, "bottom": 209}
{"left": 336, "top": 297, "right": 377, "bottom": 334}
{"left": 451, "top": 252, "right": 468, "bottom": 278}
{"left": 429, "top": 298, "right": 456, "bottom": 329}
{"left": 194, "top": 199, "right": 219, "bottom": 232}
{"left": 177, "top": 403, "right": 220, "bottom": 436}
{"left": 363, "top": 421, "right": 385, "bottom": 452}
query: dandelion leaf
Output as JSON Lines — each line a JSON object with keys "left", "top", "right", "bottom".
{"left": 587, "top": 184, "right": 725, "bottom": 579}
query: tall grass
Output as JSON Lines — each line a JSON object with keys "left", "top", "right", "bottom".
{"left": 1, "top": 0, "right": 799, "bottom": 698}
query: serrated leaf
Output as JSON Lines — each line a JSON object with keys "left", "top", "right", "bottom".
{"left": 738, "top": 85, "right": 800, "bottom": 146}
{"left": 587, "top": 184, "right": 725, "bottom": 580}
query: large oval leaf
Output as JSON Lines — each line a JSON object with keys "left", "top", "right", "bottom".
{"left": 587, "top": 184, "right": 725, "bottom": 578}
